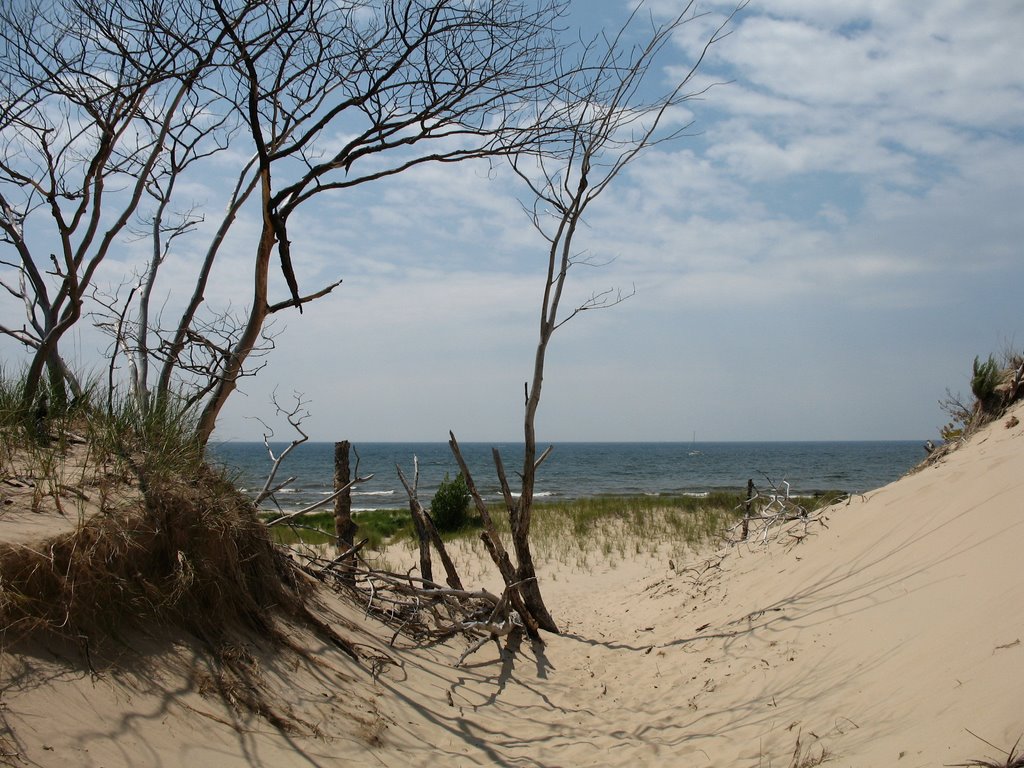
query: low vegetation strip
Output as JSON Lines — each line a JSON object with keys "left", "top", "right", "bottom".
{"left": 266, "top": 490, "right": 845, "bottom": 565}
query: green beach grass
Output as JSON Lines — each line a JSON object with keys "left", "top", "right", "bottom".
{"left": 267, "top": 492, "right": 808, "bottom": 563}
{"left": 267, "top": 489, "right": 847, "bottom": 570}
{"left": 268, "top": 507, "right": 416, "bottom": 550}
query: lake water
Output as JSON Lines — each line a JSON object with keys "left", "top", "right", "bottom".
{"left": 208, "top": 440, "right": 927, "bottom": 514}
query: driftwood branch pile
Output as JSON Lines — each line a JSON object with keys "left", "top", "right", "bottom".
{"left": 294, "top": 544, "right": 527, "bottom": 665}
{"left": 731, "top": 475, "right": 839, "bottom": 546}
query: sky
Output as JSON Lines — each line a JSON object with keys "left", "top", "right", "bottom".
{"left": 5, "top": 0, "right": 1024, "bottom": 443}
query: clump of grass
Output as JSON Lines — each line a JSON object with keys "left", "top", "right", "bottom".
{"left": 0, "top": 365, "right": 32, "bottom": 431}
{"left": 1, "top": 369, "right": 53, "bottom": 479}
{"left": 781, "top": 730, "right": 831, "bottom": 767}
{"left": 467, "top": 492, "right": 751, "bottom": 566}
{"left": 1, "top": 372, "right": 210, "bottom": 527}
{"left": 0, "top": 465, "right": 308, "bottom": 645}
{"left": 1, "top": 369, "right": 201, "bottom": 469}
{"left": 85, "top": 387, "right": 204, "bottom": 482}
{"left": 952, "top": 733, "right": 1024, "bottom": 768}
{"left": 2, "top": 375, "right": 101, "bottom": 520}
{"left": 0, "top": 371, "right": 357, "bottom": 652}
{"left": 936, "top": 347, "right": 1024, "bottom": 450}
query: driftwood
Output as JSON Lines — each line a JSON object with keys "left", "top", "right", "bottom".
{"left": 260, "top": 434, "right": 534, "bottom": 659}
{"left": 730, "top": 475, "right": 836, "bottom": 545}
{"left": 302, "top": 549, "right": 530, "bottom": 665}
{"left": 253, "top": 394, "right": 312, "bottom": 505}
{"left": 397, "top": 456, "right": 433, "bottom": 584}
{"left": 448, "top": 432, "right": 542, "bottom": 640}
{"left": 265, "top": 474, "right": 374, "bottom": 527}
{"left": 395, "top": 459, "right": 464, "bottom": 590}
{"left": 317, "top": 538, "right": 369, "bottom": 575}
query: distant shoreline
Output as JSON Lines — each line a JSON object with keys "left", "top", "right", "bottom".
{"left": 210, "top": 440, "right": 926, "bottom": 514}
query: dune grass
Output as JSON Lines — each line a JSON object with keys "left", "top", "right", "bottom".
{"left": 271, "top": 488, "right": 847, "bottom": 572}
{"left": 1, "top": 371, "right": 203, "bottom": 496}
{"left": 513, "top": 493, "right": 750, "bottom": 567}
{"left": 0, "top": 372, "right": 350, "bottom": 655}
{"left": 270, "top": 491, "right": 808, "bottom": 571}
{"left": 953, "top": 734, "right": 1024, "bottom": 768}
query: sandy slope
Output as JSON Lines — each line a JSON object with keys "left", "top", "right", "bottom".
{"left": 2, "top": 403, "right": 1022, "bottom": 767}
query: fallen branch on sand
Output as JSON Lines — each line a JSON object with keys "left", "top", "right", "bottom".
{"left": 292, "top": 547, "right": 530, "bottom": 665}
{"left": 730, "top": 475, "right": 835, "bottom": 546}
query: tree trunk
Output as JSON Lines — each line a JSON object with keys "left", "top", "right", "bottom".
{"left": 449, "top": 433, "right": 541, "bottom": 639}
{"left": 514, "top": 333, "right": 558, "bottom": 633}
{"left": 194, "top": 209, "right": 274, "bottom": 445}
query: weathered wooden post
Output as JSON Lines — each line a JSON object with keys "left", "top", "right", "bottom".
{"left": 409, "top": 504, "right": 434, "bottom": 585}
{"left": 334, "top": 441, "right": 357, "bottom": 570}
{"left": 743, "top": 478, "right": 754, "bottom": 540}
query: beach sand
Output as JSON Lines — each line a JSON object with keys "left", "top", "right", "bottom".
{"left": 2, "top": 402, "right": 1022, "bottom": 767}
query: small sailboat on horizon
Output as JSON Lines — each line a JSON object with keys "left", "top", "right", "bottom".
{"left": 688, "top": 431, "right": 702, "bottom": 456}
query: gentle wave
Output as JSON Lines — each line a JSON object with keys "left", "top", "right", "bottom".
{"left": 213, "top": 440, "right": 927, "bottom": 513}
{"left": 311, "top": 489, "right": 397, "bottom": 497}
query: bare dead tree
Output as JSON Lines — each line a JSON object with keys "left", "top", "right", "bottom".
{"left": 127, "top": 91, "right": 234, "bottom": 414}
{"left": 451, "top": 2, "right": 741, "bottom": 632}
{"left": 93, "top": 285, "right": 282, "bottom": 416}
{"left": 187, "top": 0, "right": 570, "bottom": 444}
{"left": 1, "top": 0, "right": 570, "bottom": 435}
{"left": 0, "top": 0, "right": 234, "bottom": 408}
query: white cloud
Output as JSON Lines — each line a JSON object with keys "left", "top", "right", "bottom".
{"left": 4, "top": 0, "right": 1022, "bottom": 442}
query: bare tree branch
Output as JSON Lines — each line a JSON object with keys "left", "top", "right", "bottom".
{"left": 471, "top": 1, "right": 742, "bottom": 632}
{"left": 252, "top": 391, "right": 311, "bottom": 506}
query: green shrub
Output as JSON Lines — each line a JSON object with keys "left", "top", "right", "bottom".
{"left": 939, "top": 421, "right": 964, "bottom": 442}
{"left": 971, "top": 354, "right": 1001, "bottom": 406}
{"left": 430, "top": 473, "right": 470, "bottom": 532}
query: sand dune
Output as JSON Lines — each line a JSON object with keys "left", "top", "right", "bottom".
{"left": 2, "top": 402, "right": 1022, "bottom": 767}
